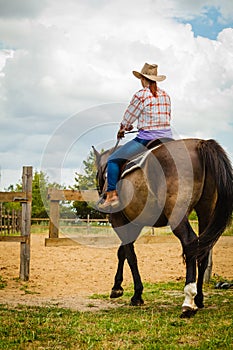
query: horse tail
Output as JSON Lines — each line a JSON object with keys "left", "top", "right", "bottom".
{"left": 194, "top": 139, "right": 233, "bottom": 262}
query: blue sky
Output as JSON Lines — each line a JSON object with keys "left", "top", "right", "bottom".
{"left": 0, "top": 0, "right": 232, "bottom": 187}
{"left": 177, "top": 6, "right": 233, "bottom": 39}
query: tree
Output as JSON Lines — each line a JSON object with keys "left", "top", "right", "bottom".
{"left": 3, "top": 183, "right": 22, "bottom": 212}
{"left": 74, "top": 150, "right": 97, "bottom": 190}
{"left": 3, "top": 171, "right": 49, "bottom": 217}
{"left": 32, "top": 171, "right": 75, "bottom": 218}
{"left": 72, "top": 149, "right": 105, "bottom": 219}
{"left": 32, "top": 171, "right": 49, "bottom": 218}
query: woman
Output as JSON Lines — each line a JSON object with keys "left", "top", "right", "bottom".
{"left": 99, "top": 63, "right": 172, "bottom": 209}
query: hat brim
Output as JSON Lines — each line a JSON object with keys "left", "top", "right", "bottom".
{"left": 132, "top": 70, "right": 166, "bottom": 82}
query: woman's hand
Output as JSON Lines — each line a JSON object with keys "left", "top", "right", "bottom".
{"left": 117, "top": 123, "right": 134, "bottom": 139}
{"left": 117, "top": 129, "right": 125, "bottom": 139}
{"left": 124, "top": 124, "right": 134, "bottom": 131}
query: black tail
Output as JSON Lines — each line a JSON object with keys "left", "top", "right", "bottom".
{"left": 195, "top": 139, "right": 233, "bottom": 262}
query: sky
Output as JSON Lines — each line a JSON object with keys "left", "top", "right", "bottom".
{"left": 0, "top": 0, "right": 233, "bottom": 188}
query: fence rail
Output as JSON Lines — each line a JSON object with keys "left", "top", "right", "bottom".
{"left": 0, "top": 205, "right": 22, "bottom": 234}
{"left": 31, "top": 217, "right": 109, "bottom": 224}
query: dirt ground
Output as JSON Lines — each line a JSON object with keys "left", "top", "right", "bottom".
{"left": 0, "top": 233, "right": 232, "bottom": 311}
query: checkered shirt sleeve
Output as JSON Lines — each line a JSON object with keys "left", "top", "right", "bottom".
{"left": 121, "top": 87, "right": 171, "bottom": 130}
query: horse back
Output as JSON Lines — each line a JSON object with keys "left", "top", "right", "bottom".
{"left": 120, "top": 139, "right": 206, "bottom": 227}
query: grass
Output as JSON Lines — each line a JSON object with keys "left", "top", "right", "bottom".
{"left": 2, "top": 223, "right": 231, "bottom": 348}
{"left": 222, "top": 223, "right": 233, "bottom": 236}
{"left": 0, "top": 276, "right": 7, "bottom": 290}
{"left": 0, "top": 281, "right": 232, "bottom": 350}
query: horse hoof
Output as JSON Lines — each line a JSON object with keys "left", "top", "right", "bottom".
{"left": 110, "top": 288, "right": 124, "bottom": 299}
{"left": 130, "top": 298, "right": 144, "bottom": 306}
{"left": 180, "top": 307, "right": 198, "bottom": 318}
{"left": 195, "top": 300, "right": 204, "bottom": 309}
{"left": 194, "top": 295, "right": 204, "bottom": 309}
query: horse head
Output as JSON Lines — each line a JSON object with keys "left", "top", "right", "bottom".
{"left": 92, "top": 146, "right": 110, "bottom": 195}
{"left": 92, "top": 144, "right": 123, "bottom": 196}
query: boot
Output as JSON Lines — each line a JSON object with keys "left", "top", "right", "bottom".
{"left": 98, "top": 190, "right": 119, "bottom": 209}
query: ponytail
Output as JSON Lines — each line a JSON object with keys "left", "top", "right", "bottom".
{"left": 141, "top": 76, "right": 158, "bottom": 97}
{"left": 149, "top": 81, "right": 158, "bottom": 98}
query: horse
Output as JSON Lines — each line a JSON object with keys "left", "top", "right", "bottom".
{"left": 92, "top": 138, "right": 233, "bottom": 317}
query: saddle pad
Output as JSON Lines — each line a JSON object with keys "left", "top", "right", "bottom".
{"left": 121, "top": 138, "right": 174, "bottom": 178}
{"left": 121, "top": 147, "right": 156, "bottom": 178}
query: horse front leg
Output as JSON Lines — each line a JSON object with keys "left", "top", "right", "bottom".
{"left": 110, "top": 245, "right": 125, "bottom": 299}
{"left": 110, "top": 213, "right": 143, "bottom": 305}
{"left": 124, "top": 243, "right": 144, "bottom": 306}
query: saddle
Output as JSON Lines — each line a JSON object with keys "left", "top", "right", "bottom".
{"left": 121, "top": 137, "right": 174, "bottom": 178}
{"left": 146, "top": 137, "right": 173, "bottom": 150}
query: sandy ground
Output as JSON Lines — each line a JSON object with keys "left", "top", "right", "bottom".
{"left": 0, "top": 233, "right": 232, "bottom": 311}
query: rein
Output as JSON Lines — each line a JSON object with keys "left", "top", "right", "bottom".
{"left": 110, "top": 130, "right": 138, "bottom": 154}
{"left": 102, "top": 130, "right": 138, "bottom": 172}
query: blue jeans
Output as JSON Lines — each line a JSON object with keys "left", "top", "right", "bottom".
{"left": 107, "top": 137, "right": 150, "bottom": 192}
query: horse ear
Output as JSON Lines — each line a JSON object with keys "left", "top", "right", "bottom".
{"left": 92, "top": 146, "right": 100, "bottom": 163}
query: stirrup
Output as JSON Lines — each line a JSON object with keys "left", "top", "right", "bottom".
{"left": 98, "top": 196, "right": 120, "bottom": 209}
{"left": 109, "top": 197, "right": 120, "bottom": 208}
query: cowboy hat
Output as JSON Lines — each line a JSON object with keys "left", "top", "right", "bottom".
{"left": 133, "top": 63, "right": 166, "bottom": 82}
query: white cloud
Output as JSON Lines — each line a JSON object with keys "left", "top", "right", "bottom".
{"left": 0, "top": 0, "right": 48, "bottom": 19}
{"left": 0, "top": 0, "right": 232, "bottom": 187}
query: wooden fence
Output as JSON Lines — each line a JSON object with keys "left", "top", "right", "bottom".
{"left": 45, "top": 188, "right": 98, "bottom": 246}
{"left": 0, "top": 205, "right": 21, "bottom": 234}
{"left": 46, "top": 188, "right": 200, "bottom": 247}
{"left": 0, "top": 167, "right": 32, "bottom": 281}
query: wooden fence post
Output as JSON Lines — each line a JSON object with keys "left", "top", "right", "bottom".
{"left": 49, "top": 200, "right": 60, "bottom": 238}
{"left": 20, "top": 166, "right": 32, "bottom": 281}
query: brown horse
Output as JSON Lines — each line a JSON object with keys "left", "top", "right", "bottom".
{"left": 93, "top": 138, "right": 233, "bottom": 317}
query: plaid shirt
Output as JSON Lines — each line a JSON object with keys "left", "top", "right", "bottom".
{"left": 121, "top": 87, "right": 171, "bottom": 130}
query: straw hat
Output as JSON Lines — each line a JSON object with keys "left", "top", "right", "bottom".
{"left": 133, "top": 63, "right": 166, "bottom": 82}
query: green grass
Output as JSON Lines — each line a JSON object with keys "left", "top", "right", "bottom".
{"left": 0, "top": 281, "right": 232, "bottom": 349}
{"left": 223, "top": 224, "right": 233, "bottom": 236}
{"left": 0, "top": 276, "right": 7, "bottom": 290}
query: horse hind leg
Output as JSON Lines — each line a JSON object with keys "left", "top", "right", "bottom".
{"left": 194, "top": 253, "right": 209, "bottom": 308}
{"left": 180, "top": 283, "right": 198, "bottom": 318}
{"left": 194, "top": 203, "right": 215, "bottom": 308}
{"left": 172, "top": 218, "right": 198, "bottom": 318}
